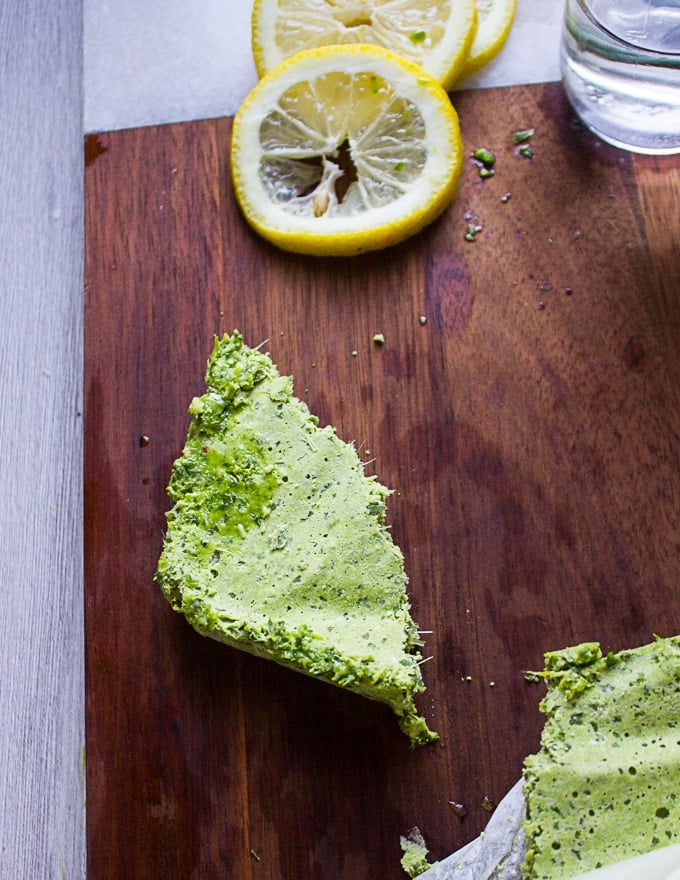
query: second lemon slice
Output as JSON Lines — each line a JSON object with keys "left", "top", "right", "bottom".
{"left": 252, "top": 0, "right": 477, "bottom": 90}
{"left": 460, "top": 0, "right": 517, "bottom": 79}
{"left": 230, "top": 44, "right": 463, "bottom": 257}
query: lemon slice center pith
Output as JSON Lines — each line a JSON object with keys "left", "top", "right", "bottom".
{"left": 327, "top": 2, "right": 374, "bottom": 29}
{"left": 259, "top": 70, "right": 426, "bottom": 219}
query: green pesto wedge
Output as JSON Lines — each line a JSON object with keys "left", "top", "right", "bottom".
{"left": 156, "top": 331, "right": 436, "bottom": 747}
{"left": 523, "top": 636, "right": 680, "bottom": 879}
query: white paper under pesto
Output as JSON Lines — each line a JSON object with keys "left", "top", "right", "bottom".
{"left": 416, "top": 780, "right": 526, "bottom": 880}
{"left": 416, "top": 784, "right": 680, "bottom": 880}
{"left": 84, "top": 0, "right": 565, "bottom": 133}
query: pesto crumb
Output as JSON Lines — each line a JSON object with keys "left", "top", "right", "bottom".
{"left": 472, "top": 147, "right": 496, "bottom": 178}
{"left": 400, "top": 828, "right": 435, "bottom": 878}
{"left": 481, "top": 796, "right": 495, "bottom": 813}
{"left": 473, "top": 147, "right": 496, "bottom": 166}
{"left": 513, "top": 128, "right": 535, "bottom": 143}
{"left": 513, "top": 128, "right": 535, "bottom": 159}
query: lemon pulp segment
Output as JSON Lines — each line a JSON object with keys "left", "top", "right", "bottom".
{"left": 259, "top": 71, "right": 427, "bottom": 216}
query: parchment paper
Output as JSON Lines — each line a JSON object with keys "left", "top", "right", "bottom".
{"left": 417, "top": 780, "right": 526, "bottom": 880}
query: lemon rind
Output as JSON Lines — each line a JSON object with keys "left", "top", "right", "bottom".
{"left": 230, "top": 45, "right": 463, "bottom": 257}
{"left": 459, "top": 0, "right": 518, "bottom": 80}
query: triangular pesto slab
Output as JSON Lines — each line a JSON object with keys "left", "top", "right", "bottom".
{"left": 156, "top": 331, "right": 436, "bottom": 747}
{"left": 522, "top": 635, "right": 680, "bottom": 879}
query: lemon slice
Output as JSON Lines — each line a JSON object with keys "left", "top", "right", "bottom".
{"left": 460, "top": 0, "right": 517, "bottom": 79}
{"left": 230, "top": 44, "right": 464, "bottom": 257}
{"left": 252, "top": 0, "right": 478, "bottom": 90}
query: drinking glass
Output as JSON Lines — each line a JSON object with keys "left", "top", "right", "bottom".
{"left": 561, "top": 0, "right": 680, "bottom": 154}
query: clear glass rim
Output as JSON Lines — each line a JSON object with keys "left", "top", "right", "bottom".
{"left": 575, "top": 0, "right": 680, "bottom": 57}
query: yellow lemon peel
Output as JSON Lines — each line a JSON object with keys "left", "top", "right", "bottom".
{"left": 230, "top": 44, "right": 463, "bottom": 257}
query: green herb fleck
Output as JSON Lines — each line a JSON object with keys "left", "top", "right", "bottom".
{"left": 373, "top": 333, "right": 385, "bottom": 345}
{"left": 472, "top": 147, "right": 496, "bottom": 166}
{"left": 464, "top": 224, "right": 483, "bottom": 242}
{"left": 472, "top": 147, "right": 496, "bottom": 179}
{"left": 393, "top": 160, "right": 406, "bottom": 173}
{"left": 513, "top": 128, "right": 535, "bottom": 144}
{"left": 519, "top": 143, "right": 535, "bottom": 159}
{"left": 409, "top": 30, "right": 427, "bottom": 43}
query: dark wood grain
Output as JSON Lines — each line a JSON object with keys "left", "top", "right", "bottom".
{"left": 84, "top": 82, "right": 680, "bottom": 880}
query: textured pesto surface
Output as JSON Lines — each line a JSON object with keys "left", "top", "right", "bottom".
{"left": 156, "top": 331, "right": 436, "bottom": 746}
{"left": 400, "top": 828, "right": 434, "bottom": 878}
{"left": 522, "top": 636, "right": 680, "bottom": 879}
{"left": 401, "top": 845, "right": 432, "bottom": 878}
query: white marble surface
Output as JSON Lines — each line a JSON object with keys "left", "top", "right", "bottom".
{"left": 84, "top": 0, "right": 565, "bottom": 133}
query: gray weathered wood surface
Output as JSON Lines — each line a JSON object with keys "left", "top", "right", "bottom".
{"left": 0, "top": 2, "right": 85, "bottom": 877}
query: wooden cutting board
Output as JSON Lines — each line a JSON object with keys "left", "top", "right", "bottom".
{"left": 84, "top": 82, "right": 680, "bottom": 880}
